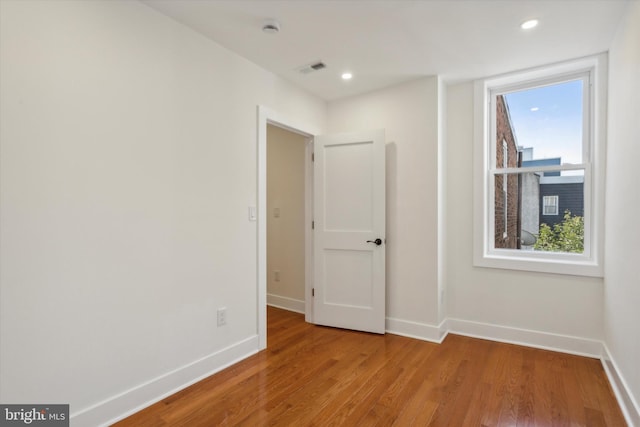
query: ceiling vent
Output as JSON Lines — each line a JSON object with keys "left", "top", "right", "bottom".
{"left": 297, "top": 61, "right": 327, "bottom": 75}
{"left": 262, "top": 19, "right": 280, "bottom": 34}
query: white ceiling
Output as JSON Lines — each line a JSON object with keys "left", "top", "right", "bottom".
{"left": 142, "top": 0, "right": 629, "bottom": 101}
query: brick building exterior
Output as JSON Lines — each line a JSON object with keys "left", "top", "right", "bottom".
{"left": 495, "top": 95, "right": 521, "bottom": 249}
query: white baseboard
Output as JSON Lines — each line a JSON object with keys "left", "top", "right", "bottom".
{"left": 267, "top": 293, "right": 305, "bottom": 314}
{"left": 386, "top": 316, "right": 602, "bottom": 358}
{"left": 385, "top": 317, "right": 448, "bottom": 343}
{"left": 601, "top": 344, "right": 640, "bottom": 427}
{"left": 447, "top": 317, "right": 603, "bottom": 358}
{"left": 71, "top": 335, "right": 260, "bottom": 427}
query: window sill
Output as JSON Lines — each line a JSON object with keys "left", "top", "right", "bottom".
{"left": 474, "top": 251, "right": 603, "bottom": 277}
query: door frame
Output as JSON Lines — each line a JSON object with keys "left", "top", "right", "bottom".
{"left": 257, "top": 105, "right": 319, "bottom": 349}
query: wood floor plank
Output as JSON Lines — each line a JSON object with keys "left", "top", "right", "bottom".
{"left": 308, "top": 334, "right": 412, "bottom": 426}
{"left": 446, "top": 338, "right": 493, "bottom": 426}
{"left": 391, "top": 379, "right": 440, "bottom": 426}
{"left": 290, "top": 336, "right": 387, "bottom": 425}
{"left": 114, "top": 307, "right": 627, "bottom": 427}
{"left": 496, "top": 345, "right": 523, "bottom": 426}
{"left": 477, "top": 342, "right": 510, "bottom": 427}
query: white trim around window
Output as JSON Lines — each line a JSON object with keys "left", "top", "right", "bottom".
{"left": 473, "top": 54, "right": 607, "bottom": 277}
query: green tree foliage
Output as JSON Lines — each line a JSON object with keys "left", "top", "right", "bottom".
{"left": 534, "top": 211, "right": 584, "bottom": 253}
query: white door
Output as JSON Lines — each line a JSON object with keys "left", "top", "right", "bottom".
{"left": 313, "top": 129, "right": 385, "bottom": 334}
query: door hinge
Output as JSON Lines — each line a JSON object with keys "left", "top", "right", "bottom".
{"left": 312, "top": 152, "right": 315, "bottom": 162}
{"left": 312, "top": 220, "right": 315, "bottom": 229}
{"left": 312, "top": 288, "right": 315, "bottom": 297}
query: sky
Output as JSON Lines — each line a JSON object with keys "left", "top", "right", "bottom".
{"left": 504, "top": 79, "right": 583, "bottom": 167}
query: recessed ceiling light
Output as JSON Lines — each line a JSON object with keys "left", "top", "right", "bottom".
{"left": 341, "top": 72, "right": 353, "bottom": 80}
{"left": 521, "top": 19, "right": 539, "bottom": 30}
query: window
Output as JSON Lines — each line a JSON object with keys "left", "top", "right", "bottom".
{"left": 473, "top": 55, "right": 606, "bottom": 277}
{"left": 542, "top": 195, "right": 559, "bottom": 216}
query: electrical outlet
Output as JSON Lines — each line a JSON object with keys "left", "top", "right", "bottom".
{"left": 217, "top": 307, "right": 227, "bottom": 326}
{"left": 274, "top": 270, "right": 280, "bottom": 282}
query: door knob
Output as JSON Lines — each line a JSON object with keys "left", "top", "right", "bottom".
{"left": 366, "top": 238, "right": 383, "bottom": 246}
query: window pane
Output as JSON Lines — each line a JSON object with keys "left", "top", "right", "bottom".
{"left": 501, "top": 79, "right": 584, "bottom": 165}
{"left": 494, "top": 170, "right": 584, "bottom": 254}
{"left": 542, "top": 195, "right": 559, "bottom": 215}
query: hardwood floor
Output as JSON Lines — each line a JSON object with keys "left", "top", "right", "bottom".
{"left": 115, "top": 307, "right": 626, "bottom": 426}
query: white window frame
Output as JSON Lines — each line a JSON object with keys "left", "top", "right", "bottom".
{"left": 473, "top": 54, "right": 606, "bottom": 277}
{"left": 542, "top": 195, "right": 559, "bottom": 216}
{"left": 502, "top": 140, "right": 508, "bottom": 238}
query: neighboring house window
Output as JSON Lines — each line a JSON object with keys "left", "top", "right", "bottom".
{"left": 473, "top": 55, "right": 606, "bottom": 277}
{"left": 542, "top": 195, "right": 559, "bottom": 215}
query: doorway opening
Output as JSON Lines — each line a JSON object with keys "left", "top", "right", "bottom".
{"left": 266, "top": 124, "right": 307, "bottom": 313}
{"left": 257, "top": 106, "right": 317, "bottom": 350}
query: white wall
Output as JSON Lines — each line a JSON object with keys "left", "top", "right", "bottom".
{"left": 604, "top": 1, "right": 640, "bottom": 423}
{"left": 3, "top": 0, "right": 637, "bottom": 423}
{"left": 446, "top": 82, "right": 604, "bottom": 346}
{"left": 267, "top": 125, "right": 306, "bottom": 309}
{"left": 0, "top": 1, "right": 325, "bottom": 424}
{"left": 327, "top": 77, "right": 443, "bottom": 332}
